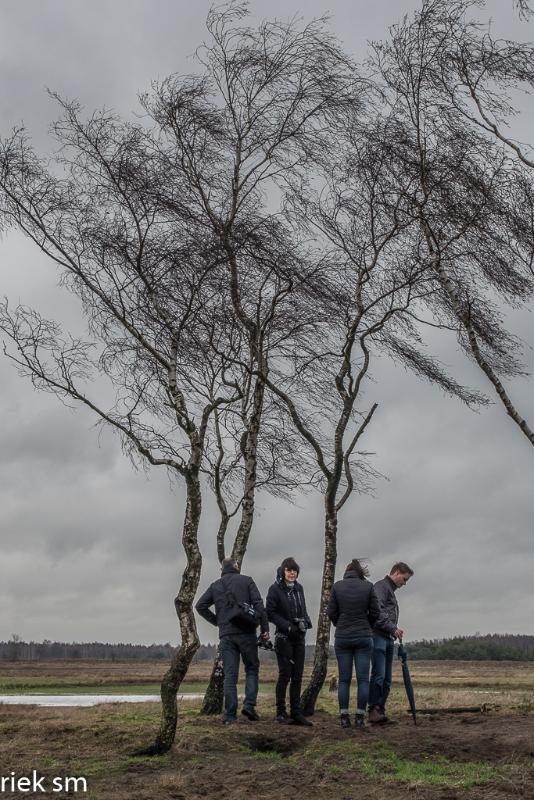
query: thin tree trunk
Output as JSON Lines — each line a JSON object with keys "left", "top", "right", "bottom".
{"left": 231, "top": 376, "right": 265, "bottom": 562}
{"left": 214, "top": 408, "right": 231, "bottom": 565}
{"left": 202, "top": 514, "right": 227, "bottom": 714}
{"left": 201, "top": 377, "right": 266, "bottom": 715}
{"left": 216, "top": 515, "right": 229, "bottom": 565}
{"left": 300, "top": 506, "right": 337, "bottom": 715}
{"left": 200, "top": 646, "right": 224, "bottom": 714}
{"left": 259, "top": 380, "right": 372, "bottom": 716}
{"left": 140, "top": 472, "right": 202, "bottom": 754}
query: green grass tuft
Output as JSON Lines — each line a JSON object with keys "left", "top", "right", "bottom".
{"left": 251, "top": 750, "right": 287, "bottom": 762}
{"left": 316, "top": 741, "right": 497, "bottom": 787}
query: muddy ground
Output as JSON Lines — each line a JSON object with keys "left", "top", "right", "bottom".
{"left": 1, "top": 702, "right": 532, "bottom": 799}
{"left": 145, "top": 707, "right": 534, "bottom": 800}
{"left": 0, "top": 661, "right": 532, "bottom": 799}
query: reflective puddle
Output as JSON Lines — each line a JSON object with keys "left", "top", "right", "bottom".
{"left": 0, "top": 693, "right": 204, "bottom": 707}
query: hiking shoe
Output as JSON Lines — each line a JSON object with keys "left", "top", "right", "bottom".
{"left": 275, "top": 712, "right": 294, "bottom": 724}
{"left": 222, "top": 717, "right": 236, "bottom": 726}
{"left": 291, "top": 712, "right": 313, "bottom": 727}
{"left": 241, "top": 707, "right": 260, "bottom": 721}
{"left": 339, "top": 713, "right": 351, "bottom": 729}
{"left": 368, "top": 706, "right": 387, "bottom": 724}
{"left": 354, "top": 715, "right": 366, "bottom": 729}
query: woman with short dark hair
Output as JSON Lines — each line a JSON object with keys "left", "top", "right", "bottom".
{"left": 266, "top": 557, "right": 313, "bottom": 726}
{"left": 327, "top": 558, "right": 382, "bottom": 729}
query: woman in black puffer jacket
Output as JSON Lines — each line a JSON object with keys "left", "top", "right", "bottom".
{"left": 327, "top": 558, "right": 382, "bottom": 729}
{"left": 266, "top": 557, "right": 312, "bottom": 726}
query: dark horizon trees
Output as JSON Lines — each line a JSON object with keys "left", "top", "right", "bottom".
{"left": 3, "top": 633, "right": 534, "bottom": 662}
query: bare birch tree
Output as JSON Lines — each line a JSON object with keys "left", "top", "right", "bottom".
{"left": 138, "top": 4, "right": 491, "bottom": 716}
{"left": 371, "top": 0, "right": 534, "bottom": 447}
{"left": 0, "top": 104, "right": 250, "bottom": 753}
{"left": 260, "top": 114, "right": 486, "bottom": 713}
{"left": 4, "top": 1, "right": 529, "bottom": 739}
{"left": 0, "top": 4, "right": 328, "bottom": 728}
{"left": 138, "top": 4, "right": 360, "bottom": 714}
{"left": 199, "top": 343, "right": 312, "bottom": 715}
{"left": 140, "top": 2, "right": 359, "bottom": 558}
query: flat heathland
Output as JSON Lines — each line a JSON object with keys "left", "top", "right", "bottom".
{"left": 0, "top": 660, "right": 532, "bottom": 799}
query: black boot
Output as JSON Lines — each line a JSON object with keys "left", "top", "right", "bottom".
{"left": 241, "top": 707, "right": 260, "bottom": 721}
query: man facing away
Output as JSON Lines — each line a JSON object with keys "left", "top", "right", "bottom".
{"left": 195, "top": 557, "right": 270, "bottom": 725}
{"left": 368, "top": 561, "right": 414, "bottom": 724}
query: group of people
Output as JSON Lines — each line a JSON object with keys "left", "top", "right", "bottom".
{"left": 195, "top": 555, "right": 413, "bottom": 727}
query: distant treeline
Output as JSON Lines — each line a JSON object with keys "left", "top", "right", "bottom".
{"left": 0, "top": 639, "right": 178, "bottom": 662}
{"left": 408, "top": 634, "right": 534, "bottom": 661}
{"left": 0, "top": 639, "right": 276, "bottom": 663}
{"left": 2, "top": 633, "right": 533, "bottom": 662}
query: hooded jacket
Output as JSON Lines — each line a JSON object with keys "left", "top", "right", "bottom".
{"left": 266, "top": 567, "right": 312, "bottom": 639}
{"left": 195, "top": 563, "right": 269, "bottom": 637}
{"left": 327, "top": 570, "right": 384, "bottom": 639}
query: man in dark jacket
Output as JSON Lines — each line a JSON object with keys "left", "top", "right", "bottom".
{"left": 195, "top": 557, "right": 270, "bottom": 724}
{"left": 266, "top": 557, "right": 312, "bottom": 726}
{"left": 368, "top": 561, "right": 413, "bottom": 724}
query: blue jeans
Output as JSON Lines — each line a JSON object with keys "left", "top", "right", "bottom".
{"left": 334, "top": 635, "right": 373, "bottom": 715}
{"left": 220, "top": 633, "right": 259, "bottom": 720}
{"left": 368, "top": 634, "right": 394, "bottom": 711}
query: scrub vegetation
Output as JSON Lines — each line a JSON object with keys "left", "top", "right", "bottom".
{"left": 0, "top": 692, "right": 531, "bottom": 800}
{"left": 0, "top": 660, "right": 533, "bottom": 799}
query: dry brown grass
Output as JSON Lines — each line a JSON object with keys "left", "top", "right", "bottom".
{"left": 1, "top": 660, "right": 533, "bottom": 799}
{"left": 0, "top": 694, "right": 532, "bottom": 800}
{"left": 2, "top": 657, "right": 533, "bottom": 693}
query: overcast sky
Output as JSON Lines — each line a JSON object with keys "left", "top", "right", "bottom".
{"left": 1, "top": 1, "right": 533, "bottom": 647}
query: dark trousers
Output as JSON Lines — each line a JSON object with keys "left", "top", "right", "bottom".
{"left": 220, "top": 633, "right": 259, "bottom": 720}
{"left": 334, "top": 635, "right": 374, "bottom": 715}
{"left": 275, "top": 634, "right": 306, "bottom": 715}
{"left": 368, "top": 634, "right": 394, "bottom": 711}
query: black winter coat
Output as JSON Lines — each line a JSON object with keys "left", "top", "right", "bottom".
{"left": 327, "top": 571, "right": 383, "bottom": 639}
{"left": 195, "top": 564, "right": 269, "bottom": 637}
{"left": 266, "top": 569, "right": 312, "bottom": 639}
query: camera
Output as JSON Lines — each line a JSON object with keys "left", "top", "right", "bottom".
{"left": 294, "top": 617, "right": 308, "bottom": 633}
{"left": 257, "top": 635, "right": 273, "bottom": 651}
{"left": 240, "top": 601, "right": 257, "bottom": 619}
